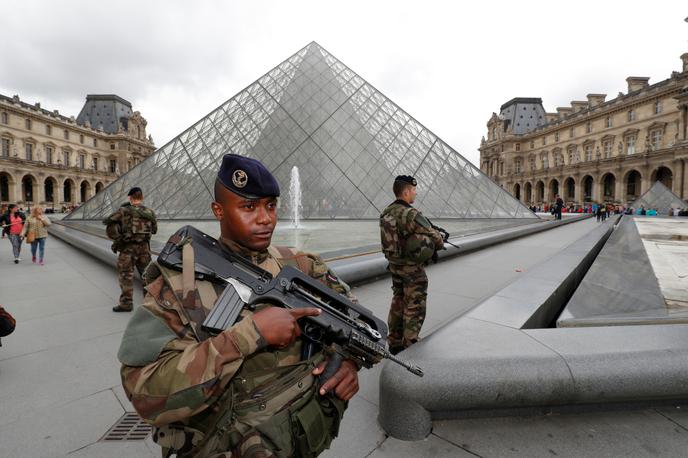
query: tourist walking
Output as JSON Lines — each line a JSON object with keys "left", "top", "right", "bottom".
{"left": 2, "top": 205, "right": 26, "bottom": 263}
{"left": 380, "top": 175, "right": 445, "bottom": 355}
{"left": 21, "top": 206, "right": 51, "bottom": 265}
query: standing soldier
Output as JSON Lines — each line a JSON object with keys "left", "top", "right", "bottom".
{"left": 103, "top": 187, "right": 157, "bottom": 312}
{"left": 379, "top": 175, "right": 444, "bottom": 355}
{"left": 117, "top": 154, "right": 359, "bottom": 457}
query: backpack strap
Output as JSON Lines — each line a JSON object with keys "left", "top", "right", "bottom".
{"left": 268, "top": 245, "right": 312, "bottom": 275}
{"left": 157, "top": 237, "right": 213, "bottom": 342}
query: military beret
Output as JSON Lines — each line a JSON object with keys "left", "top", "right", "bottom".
{"left": 217, "top": 153, "right": 280, "bottom": 199}
{"left": 395, "top": 175, "right": 417, "bottom": 186}
{"left": 127, "top": 187, "right": 143, "bottom": 196}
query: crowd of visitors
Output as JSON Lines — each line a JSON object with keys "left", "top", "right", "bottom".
{"left": 528, "top": 201, "right": 688, "bottom": 219}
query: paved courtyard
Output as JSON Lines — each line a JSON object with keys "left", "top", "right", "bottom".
{"left": 1, "top": 218, "right": 687, "bottom": 457}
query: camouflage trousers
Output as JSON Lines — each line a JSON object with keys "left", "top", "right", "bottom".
{"left": 117, "top": 242, "right": 151, "bottom": 310}
{"left": 387, "top": 263, "right": 428, "bottom": 352}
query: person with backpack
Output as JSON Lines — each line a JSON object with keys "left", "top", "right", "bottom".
{"left": 103, "top": 187, "right": 157, "bottom": 312}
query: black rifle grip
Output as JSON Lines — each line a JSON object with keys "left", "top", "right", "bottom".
{"left": 319, "top": 352, "right": 344, "bottom": 387}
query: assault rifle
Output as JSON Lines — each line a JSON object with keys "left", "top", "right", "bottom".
{"left": 429, "top": 221, "right": 461, "bottom": 250}
{"left": 157, "top": 226, "right": 423, "bottom": 378}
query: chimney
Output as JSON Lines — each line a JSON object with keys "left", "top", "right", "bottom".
{"left": 556, "top": 107, "right": 573, "bottom": 119}
{"left": 12, "top": 95, "right": 19, "bottom": 102}
{"left": 53, "top": 109, "right": 59, "bottom": 116}
{"left": 571, "top": 101, "right": 588, "bottom": 112}
{"left": 586, "top": 93, "right": 606, "bottom": 107}
{"left": 626, "top": 77, "right": 650, "bottom": 93}
{"left": 545, "top": 113, "right": 558, "bottom": 123}
{"left": 681, "top": 53, "right": 688, "bottom": 73}
{"left": 34, "top": 102, "right": 41, "bottom": 109}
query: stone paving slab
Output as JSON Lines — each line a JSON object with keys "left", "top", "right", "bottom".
{"left": 0, "top": 389, "right": 125, "bottom": 458}
{"left": 432, "top": 407, "right": 688, "bottom": 458}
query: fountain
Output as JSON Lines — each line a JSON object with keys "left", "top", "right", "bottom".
{"left": 289, "top": 166, "right": 303, "bottom": 228}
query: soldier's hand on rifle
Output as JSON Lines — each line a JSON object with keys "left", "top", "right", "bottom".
{"left": 313, "top": 358, "right": 359, "bottom": 400}
{"left": 252, "top": 306, "right": 321, "bottom": 349}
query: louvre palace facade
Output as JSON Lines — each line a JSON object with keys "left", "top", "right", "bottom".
{"left": 479, "top": 51, "right": 688, "bottom": 207}
{"left": 0, "top": 94, "right": 155, "bottom": 209}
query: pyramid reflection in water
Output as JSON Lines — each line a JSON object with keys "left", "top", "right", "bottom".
{"left": 68, "top": 42, "right": 536, "bottom": 221}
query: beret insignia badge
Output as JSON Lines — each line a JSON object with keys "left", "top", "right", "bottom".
{"left": 232, "top": 170, "right": 248, "bottom": 188}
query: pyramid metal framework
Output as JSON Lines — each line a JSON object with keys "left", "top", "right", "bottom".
{"left": 68, "top": 42, "right": 536, "bottom": 221}
{"left": 631, "top": 181, "right": 686, "bottom": 214}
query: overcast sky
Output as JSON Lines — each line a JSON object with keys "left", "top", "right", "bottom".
{"left": 1, "top": 1, "right": 686, "bottom": 167}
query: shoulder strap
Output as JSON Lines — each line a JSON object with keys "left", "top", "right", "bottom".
{"left": 268, "top": 245, "right": 312, "bottom": 275}
{"left": 158, "top": 239, "right": 211, "bottom": 342}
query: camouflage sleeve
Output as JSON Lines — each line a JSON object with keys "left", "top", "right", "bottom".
{"left": 409, "top": 210, "right": 444, "bottom": 248}
{"left": 103, "top": 207, "right": 123, "bottom": 224}
{"left": 119, "top": 276, "right": 266, "bottom": 426}
{"left": 302, "top": 252, "right": 358, "bottom": 304}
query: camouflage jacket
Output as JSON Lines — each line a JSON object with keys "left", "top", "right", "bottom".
{"left": 117, "top": 237, "right": 356, "bottom": 455}
{"left": 103, "top": 203, "right": 157, "bottom": 245}
{"left": 379, "top": 200, "right": 444, "bottom": 266}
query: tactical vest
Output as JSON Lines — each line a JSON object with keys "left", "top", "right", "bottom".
{"left": 154, "top": 243, "right": 346, "bottom": 458}
{"left": 379, "top": 203, "right": 416, "bottom": 265}
{"left": 106, "top": 204, "right": 155, "bottom": 245}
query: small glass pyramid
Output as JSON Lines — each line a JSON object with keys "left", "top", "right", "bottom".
{"left": 631, "top": 181, "right": 686, "bottom": 214}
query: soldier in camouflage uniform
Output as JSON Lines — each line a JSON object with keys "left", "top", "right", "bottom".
{"left": 104, "top": 187, "right": 158, "bottom": 312}
{"left": 379, "top": 175, "right": 444, "bottom": 355}
{"left": 117, "top": 154, "right": 359, "bottom": 457}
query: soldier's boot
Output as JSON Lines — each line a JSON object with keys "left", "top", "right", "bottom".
{"left": 112, "top": 305, "right": 132, "bottom": 313}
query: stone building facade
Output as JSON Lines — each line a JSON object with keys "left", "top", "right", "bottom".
{"left": 0, "top": 94, "right": 155, "bottom": 209}
{"left": 479, "top": 52, "right": 688, "bottom": 208}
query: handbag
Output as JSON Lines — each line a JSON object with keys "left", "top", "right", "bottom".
{"left": 26, "top": 219, "right": 36, "bottom": 243}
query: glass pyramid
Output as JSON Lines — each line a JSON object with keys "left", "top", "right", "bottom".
{"left": 631, "top": 181, "right": 686, "bottom": 215}
{"left": 67, "top": 42, "right": 536, "bottom": 221}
